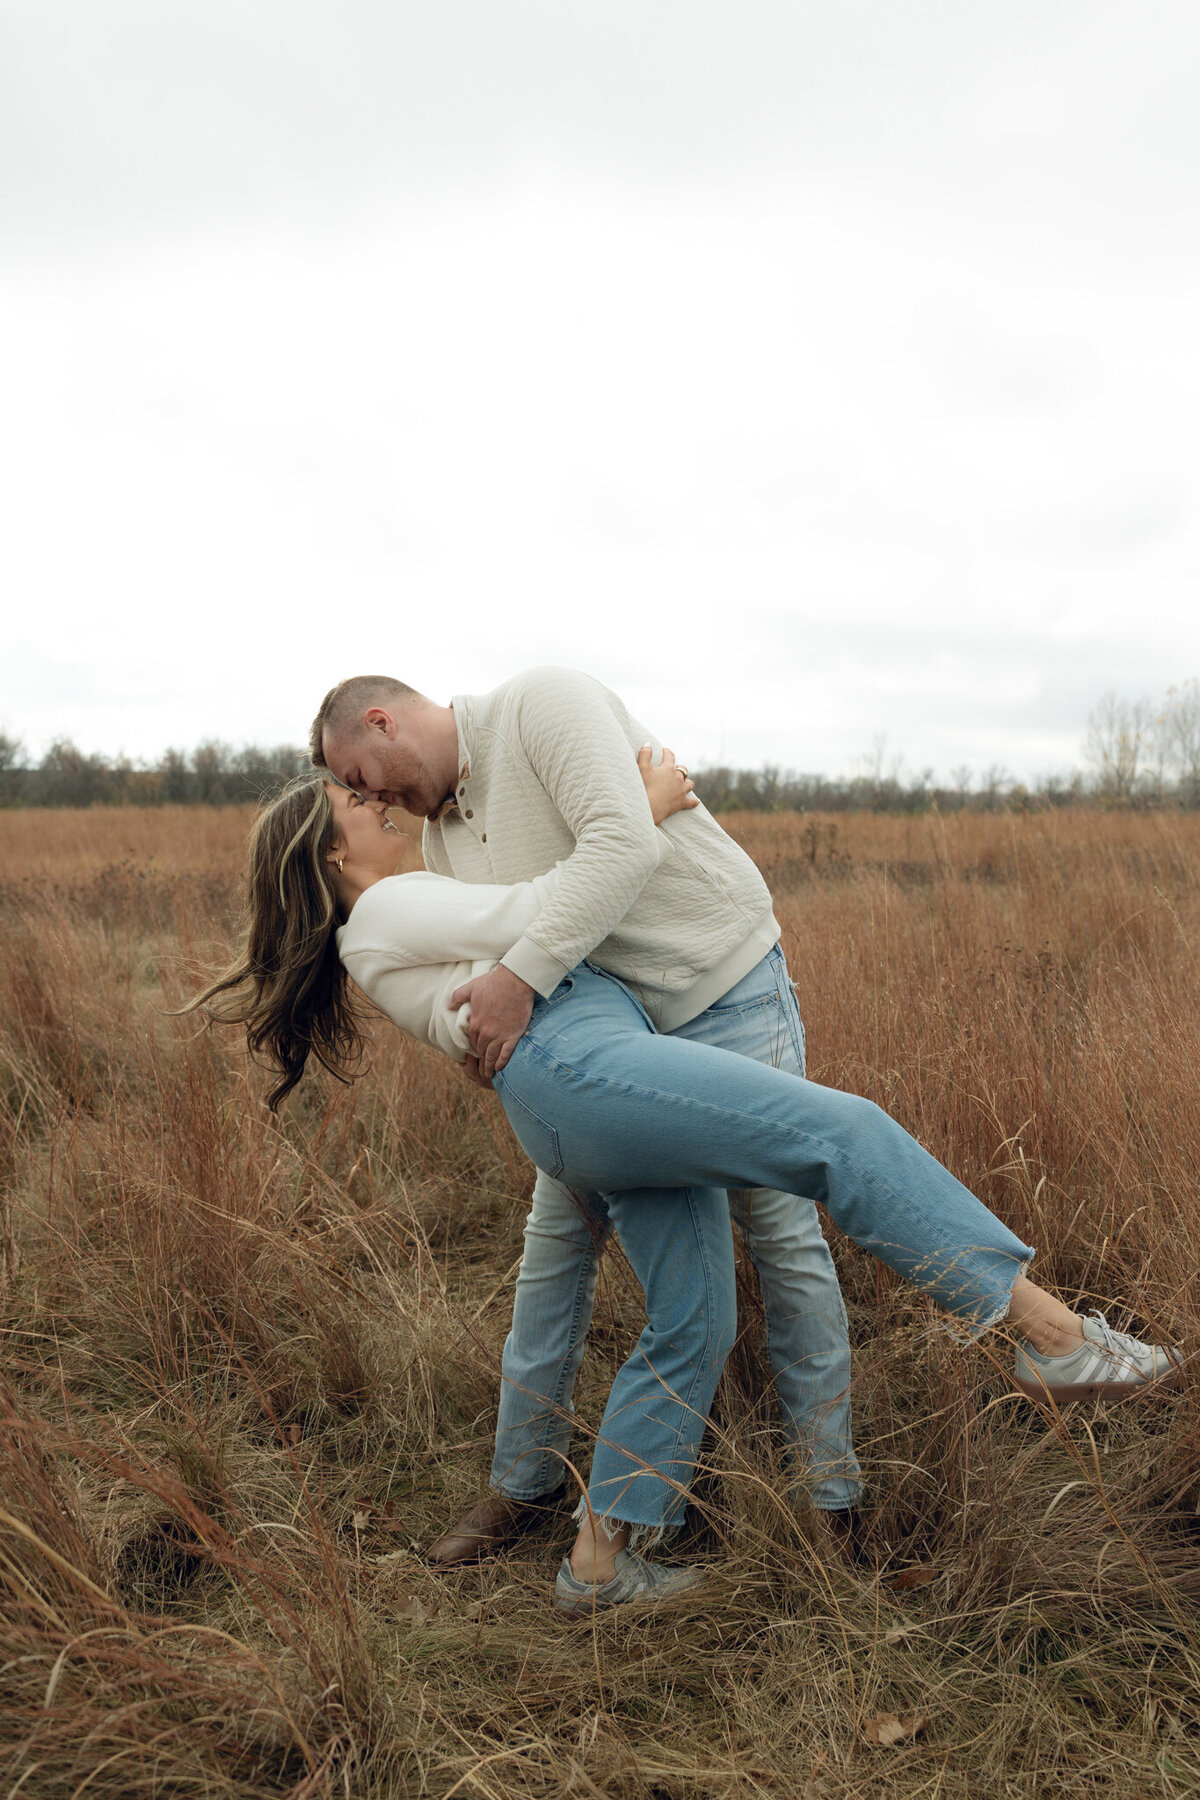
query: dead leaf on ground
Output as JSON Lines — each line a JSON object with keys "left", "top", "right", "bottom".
{"left": 351, "top": 1508, "right": 372, "bottom": 1532}
{"left": 863, "top": 1712, "right": 927, "bottom": 1747}
{"left": 885, "top": 1566, "right": 939, "bottom": 1591}
{"left": 398, "top": 1590, "right": 439, "bottom": 1626}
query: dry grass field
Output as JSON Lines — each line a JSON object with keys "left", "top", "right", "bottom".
{"left": 1, "top": 803, "right": 1198, "bottom": 1799}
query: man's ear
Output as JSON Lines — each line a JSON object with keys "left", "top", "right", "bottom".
{"left": 363, "top": 707, "right": 395, "bottom": 737}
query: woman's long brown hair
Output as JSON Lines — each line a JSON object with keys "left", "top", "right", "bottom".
{"left": 183, "top": 774, "right": 365, "bottom": 1109}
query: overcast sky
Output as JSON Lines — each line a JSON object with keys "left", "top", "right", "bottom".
{"left": 3, "top": 1, "right": 1198, "bottom": 783}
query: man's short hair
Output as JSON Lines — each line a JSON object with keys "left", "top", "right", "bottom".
{"left": 309, "top": 676, "right": 421, "bottom": 767}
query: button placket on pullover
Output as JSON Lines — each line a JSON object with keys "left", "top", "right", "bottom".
{"left": 446, "top": 768, "right": 495, "bottom": 877}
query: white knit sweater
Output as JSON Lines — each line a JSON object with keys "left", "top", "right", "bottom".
{"left": 337, "top": 867, "right": 564, "bottom": 1060}
{"left": 422, "top": 667, "right": 779, "bottom": 1030}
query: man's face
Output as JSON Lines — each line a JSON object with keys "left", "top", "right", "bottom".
{"left": 323, "top": 707, "right": 450, "bottom": 818}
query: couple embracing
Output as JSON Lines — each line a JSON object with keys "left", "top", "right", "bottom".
{"left": 197, "top": 665, "right": 1181, "bottom": 1617}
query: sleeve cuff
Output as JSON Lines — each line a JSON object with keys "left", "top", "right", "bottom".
{"left": 501, "top": 936, "right": 573, "bottom": 999}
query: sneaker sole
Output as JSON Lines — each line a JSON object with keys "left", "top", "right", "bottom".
{"left": 553, "top": 1579, "right": 707, "bottom": 1619}
{"left": 554, "top": 1596, "right": 618, "bottom": 1619}
{"left": 1014, "top": 1365, "right": 1184, "bottom": 1402}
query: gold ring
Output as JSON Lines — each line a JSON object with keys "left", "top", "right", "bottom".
{"left": 677, "top": 765, "right": 689, "bottom": 779}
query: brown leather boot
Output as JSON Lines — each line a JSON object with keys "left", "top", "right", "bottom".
{"left": 816, "top": 1505, "right": 865, "bottom": 1566}
{"left": 427, "top": 1487, "right": 567, "bottom": 1569}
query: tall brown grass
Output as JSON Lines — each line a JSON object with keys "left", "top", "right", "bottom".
{"left": 1, "top": 804, "right": 1197, "bottom": 1798}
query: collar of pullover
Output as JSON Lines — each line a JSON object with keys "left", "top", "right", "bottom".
{"left": 428, "top": 698, "right": 473, "bottom": 821}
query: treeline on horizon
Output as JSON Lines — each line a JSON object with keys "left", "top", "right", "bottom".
{"left": 1, "top": 683, "right": 1198, "bottom": 814}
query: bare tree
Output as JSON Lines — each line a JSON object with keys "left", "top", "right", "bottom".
{"left": 0, "top": 730, "right": 25, "bottom": 804}
{"left": 38, "top": 739, "right": 111, "bottom": 806}
{"left": 1161, "top": 680, "right": 1200, "bottom": 805}
{"left": 1084, "top": 692, "right": 1153, "bottom": 802}
{"left": 158, "top": 747, "right": 191, "bottom": 803}
{"left": 977, "top": 764, "right": 1012, "bottom": 811}
{"left": 232, "top": 744, "right": 307, "bottom": 799}
{"left": 860, "top": 734, "right": 905, "bottom": 808}
{"left": 192, "top": 739, "right": 233, "bottom": 804}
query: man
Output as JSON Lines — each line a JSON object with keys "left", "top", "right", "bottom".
{"left": 312, "top": 665, "right": 862, "bottom": 1562}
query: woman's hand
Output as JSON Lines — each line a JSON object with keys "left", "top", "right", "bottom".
{"left": 638, "top": 745, "right": 698, "bottom": 826}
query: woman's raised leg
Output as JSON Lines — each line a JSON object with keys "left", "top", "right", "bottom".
{"left": 499, "top": 970, "right": 1034, "bottom": 1331}
{"left": 498, "top": 969, "right": 1180, "bottom": 1398}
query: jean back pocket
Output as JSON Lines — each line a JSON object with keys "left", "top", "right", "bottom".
{"left": 495, "top": 1081, "right": 565, "bottom": 1180}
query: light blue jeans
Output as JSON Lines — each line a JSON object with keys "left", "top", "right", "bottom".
{"left": 490, "top": 946, "right": 861, "bottom": 1519}
{"left": 498, "top": 1179, "right": 738, "bottom": 1538}
{"left": 493, "top": 960, "right": 1035, "bottom": 1535}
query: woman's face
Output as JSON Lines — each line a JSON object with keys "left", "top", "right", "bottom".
{"left": 325, "top": 784, "right": 410, "bottom": 882}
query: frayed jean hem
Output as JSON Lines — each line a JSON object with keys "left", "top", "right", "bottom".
{"left": 570, "top": 1493, "right": 683, "bottom": 1552}
{"left": 935, "top": 1250, "right": 1035, "bottom": 1343}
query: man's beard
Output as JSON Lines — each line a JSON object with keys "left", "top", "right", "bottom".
{"left": 380, "top": 746, "right": 444, "bottom": 816}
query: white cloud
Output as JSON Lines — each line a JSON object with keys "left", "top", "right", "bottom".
{"left": 2, "top": 3, "right": 1198, "bottom": 779}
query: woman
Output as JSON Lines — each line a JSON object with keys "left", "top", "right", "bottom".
{"left": 193, "top": 762, "right": 1181, "bottom": 1616}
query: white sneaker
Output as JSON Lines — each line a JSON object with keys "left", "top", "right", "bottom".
{"left": 554, "top": 1548, "right": 706, "bottom": 1618}
{"left": 1015, "top": 1311, "right": 1183, "bottom": 1401}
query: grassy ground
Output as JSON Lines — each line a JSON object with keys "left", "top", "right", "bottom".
{"left": 1, "top": 803, "right": 1197, "bottom": 1798}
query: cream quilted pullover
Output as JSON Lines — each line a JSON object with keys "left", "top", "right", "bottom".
{"left": 422, "top": 667, "right": 780, "bottom": 1030}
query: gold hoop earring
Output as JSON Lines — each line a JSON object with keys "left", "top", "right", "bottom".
{"left": 336, "top": 857, "right": 344, "bottom": 874}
